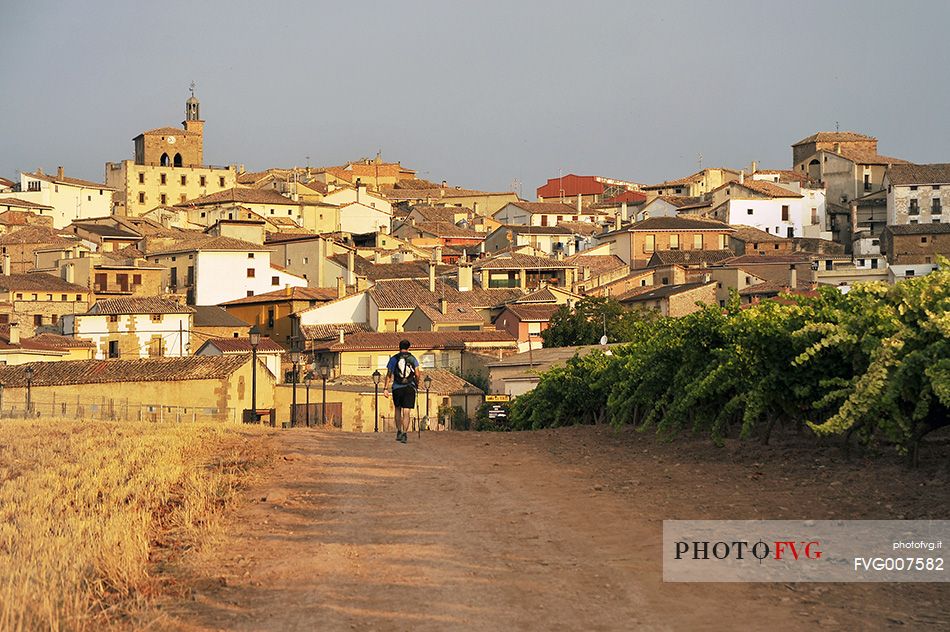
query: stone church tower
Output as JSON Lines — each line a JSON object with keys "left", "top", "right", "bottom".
{"left": 133, "top": 90, "right": 205, "bottom": 168}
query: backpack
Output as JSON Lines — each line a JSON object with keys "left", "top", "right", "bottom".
{"left": 393, "top": 352, "right": 417, "bottom": 387}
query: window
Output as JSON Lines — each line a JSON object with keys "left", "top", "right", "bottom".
{"left": 246, "top": 268, "right": 255, "bottom": 278}
{"left": 744, "top": 276, "right": 751, "bottom": 285}
{"left": 909, "top": 199, "right": 919, "bottom": 215}
{"left": 15, "top": 293, "right": 22, "bottom": 300}
{"left": 34, "top": 315, "right": 43, "bottom": 326}
{"left": 661, "top": 276, "right": 669, "bottom": 285}
{"left": 267, "top": 308, "right": 275, "bottom": 327}
{"left": 693, "top": 234, "right": 703, "bottom": 249}
{"left": 781, "top": 205, "right": 789, "bottom": 221}
{"left": 811, "top": 207, "right": 818, "bottom": 224}
{"left": 160, "top": 173, "right": 166, "bottom": 185}
{"left": 108, "top": 340, "right": 119, "bottom": 358}
{"left": 303, "top": 257, "right": 309, "bottom": 264}
{"left": 644, "top": 234, "right": 655, "bottom": 252}
{"left": 160, "top": 194, "right": 167, "bottom": 205}
{"left": 272, "top": 276, "right": 279, "bottom": 285}
{"left": 248, "top": 253, "right": 255, "bottom": 259}
{"left": 138, "top": 173, "right": 145, "bottom": 184}
{"left": 150, "top": 313, "right": 163, "bottom": 322}
{"left": 669, "top": 234, "right": 679, "bottom": 250}
{"left": 933, "top": 198, "right": 941, "bottom": 213}
{"left": 132, "top": 274, "right": 142, "bottom": 285}
{"left": 747, "top": 208, "right": 754, "bottom": 215}
{"left": 109, "top": 315, "right": 119, "bottom": 323}
{"left": 906, "top": 270, "right": 915, "bottom": 277}
{"left": 357, "top": 356, "right": 371, "bottom": 370}
{"left": 864, "top": 174, "right": 871, "bottom": 191}
{"left": 219, "top": 176, "right": 225, "bottom": 187}
{"left": 910, "top": 186, "right": 918, "bottom": 191}
{"left": 75, "top": 294, "right": 82, "bottom": 301}
{"left": 421, "top": 354, "right": 436, "bottom": 368}
{"left": 921, "top": 236, "right": 928, "bottom": 244}
{"left": 247, "top": 291, "right": 254, "bottom": 297}
{"left": 180, "top": 194, "right": 187, "bottom": 203}
{"left": 384, "top": 319, "right": 399, "bottom": 332}
{"left": 935, "top": 185, "right": 942, "bottom": 191}
{"left": 199, "top": 175, "right": 206, "bottom": 187}
{"left": 180, "top": 175, "right": 187, "bottom": 186}
{"left": 60, "top": 294, "right": 67, "bottom": 301}
{"left": 138, "top": 192, "right": 145, "bottom": 204}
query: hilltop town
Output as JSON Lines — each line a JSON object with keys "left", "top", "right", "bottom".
{"left": 0, "top": 91, "right": 946, "bottom": 428}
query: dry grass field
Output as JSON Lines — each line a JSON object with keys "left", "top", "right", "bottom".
{"left": 0, "top": 420, "right": 274, "bottom": 632}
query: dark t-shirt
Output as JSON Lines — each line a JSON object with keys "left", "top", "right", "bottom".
{"left": 386, "top": 352, "right": 419, "bottom": 390}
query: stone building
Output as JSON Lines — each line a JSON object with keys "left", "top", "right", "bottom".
{"left": 106, "top": 91, "right": 237, "bottom": 216}
{"left": 880, "top": 223, "right": 950, "bottom": 280}
{"left": 0, "top": 273, "right": 91, "bottom": 335}
{"left": 883, "top": 163, "right": 950, "bottom": 226}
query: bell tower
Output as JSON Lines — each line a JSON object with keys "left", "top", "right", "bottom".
{"left": 181, "top": 81, "right": 204, "bottom": 165}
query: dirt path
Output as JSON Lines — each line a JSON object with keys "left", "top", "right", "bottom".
{"left": 157, "top": 427, "right": 949, "bottom": 631}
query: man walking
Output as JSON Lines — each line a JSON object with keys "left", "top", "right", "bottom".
{"left": 383, "top": 339, "right": 422, "bottom": 443}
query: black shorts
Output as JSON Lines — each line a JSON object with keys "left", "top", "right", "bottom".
{"left": 392, "top": 386, "right": 416, "bottom": 409}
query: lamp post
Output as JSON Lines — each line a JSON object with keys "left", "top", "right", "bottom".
{"left": 423, "top": 375, "right": 432, "bottom": 433}
{"left": 25, "top": 366, "right": 34, "bottom": 417}
{"left": 372, "top": 369, "right": 381, "bottom": 432}
{"left": 249, "top": 325, "right": 261, "bottom": 422}
{"left": 289, "top": 350, "right": 300, "bottom": 428}
{"left": 319, "top": 362, "right": 330, "bottom": 426}
{"left": 304, "top": 371, "right": 312, "bottom": 427}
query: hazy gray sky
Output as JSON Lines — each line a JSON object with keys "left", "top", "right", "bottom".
{"left": 2, "top": 0, "right": 948, "bottom": 196}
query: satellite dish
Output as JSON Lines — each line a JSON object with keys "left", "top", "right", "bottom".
{"left": 600, "top": 334, "right": 608, "bottom": 346}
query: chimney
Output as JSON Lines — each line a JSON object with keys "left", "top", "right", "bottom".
{"left": 439, "top": 187, "right": 445, "bottom": 198}
{"left": 284, "top": 284, "right": 292, "bottom": 297}
{"left": 338, "top": 328, "right": 345, "bottom": 344}
{"left": 347, "top": 249, "right": 355, "bottom": 284}
{"left": 614, "top": 214, "right": 621, "bottom": 231}
{"left": 703, "top": 272, "right": 711, "bottom": 283}
{"left": 457, "top": 262, "right": 473, "bottom": 292}
{"left": 576, "top": 195, "right": 582, "bottom": 213}
{"left": 355, "top": 178, "right": 361, "bottom": 203}
{"left": 356, "top": 275, "right": 368, "bottom": 292}
{"left": 788, "top": 265, "right": 797, "bottom": 289}
{"left": 739, "top": 170, "right": 745, "bottom": 184}
{"left": 751, "top": 160, "right": 758, "bottom": 174}
{"left": 9, "top": 322, "right": 19, "bottom": 346}
{"left": 57, "top": 166, "right": 64, "bottom": 180}
{"left": 439, "top": 297, "right": 448, "bottom": 315}
{"left": 472, "top": 201, "right": 478, "bottom": 215}
{"left": 428, "top": 261, "right": 436, "bottom": 293}
{"left": 336, "top": 275, "right": 346, "bottom": 298}
{"left": 434, "top": 245, "right": 443, "bottom": 263}
{"left": 834, "top": 143, "right": 841, "bottom": 154}
{"left": 2, "top": 253, "right": 10, "bottom": 276}
{"left": 621, "top": 201, "right": 628, "bottom": 221}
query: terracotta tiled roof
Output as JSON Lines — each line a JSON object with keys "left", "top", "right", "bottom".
{"left": 367, "top": 278, "right": 523, "bottom": 310}
{"left": 25, "top": 171, "right": 114, "bottom": 190}
{"left": 328, "top": 368, "right": 483, "bottom": 395}
{"left": 473, "top": 252, "right": 577, "bottom": 270}
{"left": 25, "top": 333, "right": 96, "bottom": 350}
{"left": 752, "top": 170, "right": 814, "bottom": 184}
{"left": 565, "top": 253, "right": 627, "bottom": 276}
{"left": 721, "top": 253, "right": 815, "bottom": 265}
{"left": 408, "top": 221, "right": 484, "bottom": 239}
{"left": 381, "top": 187, "right": 515, "bottom": 201}
{"left": 618, "top": 282, "right": 711, "bottom": 303}
{"left": 0, "top": 273, "right": 88, "bottom": 292}
{"left": 885, "top": 163, "right": 950, "bottom": 186}
{"left": 0, "top": 225, "right": 76, "bottom": 246}
{"left": 502, "top": 303, "right": 559, "bottom": 322}
{"left": 730, "top": 225, "right": 791, "bottom": 243}
{"left": 648, "top": 249, "right": 735, "bottom": 266}
{"left": 603, "top": 190, "right": 648, "bottom": 204}
{"left": 220, "top": 286, "right": 338, "bottom": 305}
{"left": 0, "top": 197, "right": 53, "bottom": 210}
{"left": 314, "top": 330, "right": 516, "bottom": 352}
{"left": 148, "top": 235, "right": 266, "bottom": 255}
{"left": 556, "top": 221, "right": 601, "bottom": 236}
{"left": 729, "top": 180, "right": 803, "bottom": 199}
{"left": 407, "top": 205, "right": 472, "bottom": 222}
{"left": 179, "top": 188, "right": 296, "bottom": 207}
{"left": 72, "top": 223, "right": 141, "bottom": 239}
{"left": 87, "top": 297, "right": 193, "bottom": 315}
{"left": 883, "top": 223, "right": 950, "bottom": 236}
{"left": 628, "top": 217, "right": 734, "bottom": 232}
{"left": 414, "top": 302, "right": 485, "bottom": 324}
{"left": 200, "top": 337, "right": 284, "bottom": 353}
{"left": 499, "top": 224, "right": 576, "bottom": 235}
{"left": 514, "top": 287, "right": 558, "bottom": 303}
{"left": 328, "top": 253, "right": 454, "bottom": 282}
{"left": 738, "top": 280, "right": 818, "bottom": 296}
{"left": 264, "top": 231, "right": 321, "bottom": 244}
{"left": 792, "top": 131, "right": 875, "bottom": 146}
{"left": 507, "top": 201, "right": 593, "bottom": 215}
{"left": 649, "top": 195, "right": 704, "bottom": 208}
{"left": 192, "top": 305, "right": 250, "bottom": 328}
{"left": 300, "top": 322, "right": 371, "bottom": 341}
{"left": 0, "top": 355, "right": 251, "bottom": 388}
{"left": 136, "top": 126, "right": 199, "bottom": 137}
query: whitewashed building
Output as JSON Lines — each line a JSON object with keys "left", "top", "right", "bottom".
{"left": 62, "top": 297, "right": 193, "bottom": 359}
{"left": 4, "top": 168, "right": 115, "bottom": 228}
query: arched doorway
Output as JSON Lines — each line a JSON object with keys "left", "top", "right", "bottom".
{"left": 807, "top": 158, "right": 821, "bottom": 181}
{"left": 160, "top": 153, "right": 170, "bottom": 167}
{"left": 173, "top": 153, "right": 183, "bottom": 167}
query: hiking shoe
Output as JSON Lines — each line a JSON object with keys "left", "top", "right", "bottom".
{"left": 398, "top": 431, "right": 408, "bottom": 444}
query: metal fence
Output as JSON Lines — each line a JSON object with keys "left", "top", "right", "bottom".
{"left": 0, "top": 393, "right": 239, "bottom": 423}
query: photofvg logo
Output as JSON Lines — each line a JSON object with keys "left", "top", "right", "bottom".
{"left": 663, "top": 520, "right": 949, "bottom": 583}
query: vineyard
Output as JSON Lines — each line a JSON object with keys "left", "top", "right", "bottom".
{"left": 509, "top": 264, "right": 949, "bottom": 463}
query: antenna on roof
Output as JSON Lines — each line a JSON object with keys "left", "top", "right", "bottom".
{"left": 835, "top": 121, "right": 839, "bottom": 132}
{"left": 698, "top": 153, "right": 703, "bottom": 170}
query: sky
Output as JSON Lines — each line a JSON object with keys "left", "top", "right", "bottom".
{"left": 2, "top": 0, "right": 949, "bottom": 196}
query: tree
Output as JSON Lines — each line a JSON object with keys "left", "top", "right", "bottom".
{"left": 541, "top": 296, "right": 656, "bottom": 347}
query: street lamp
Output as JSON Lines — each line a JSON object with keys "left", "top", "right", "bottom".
{"left": 423, "top": 374, "right": 432, "bottom": 433}
{"left": 305, "top": 371, "right": 312, "bottom": 427}
{"left": 372, "top": 369, "right": 381, "bottom": 432}
{"left": 289, "top": 350, "right": 300, "bottom": 428}
{"left": 249, "top": 324, "right": 261, "bottom": 423}
{"left": 25, "top": 366, "right": 34, "bottom": 417}
{"left": 319, "top": 362, "right": 330, "bottom": 426}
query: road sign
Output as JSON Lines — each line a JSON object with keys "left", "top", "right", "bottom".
{"left": 485, "top": 394, "right": 511, "bottom": 403}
